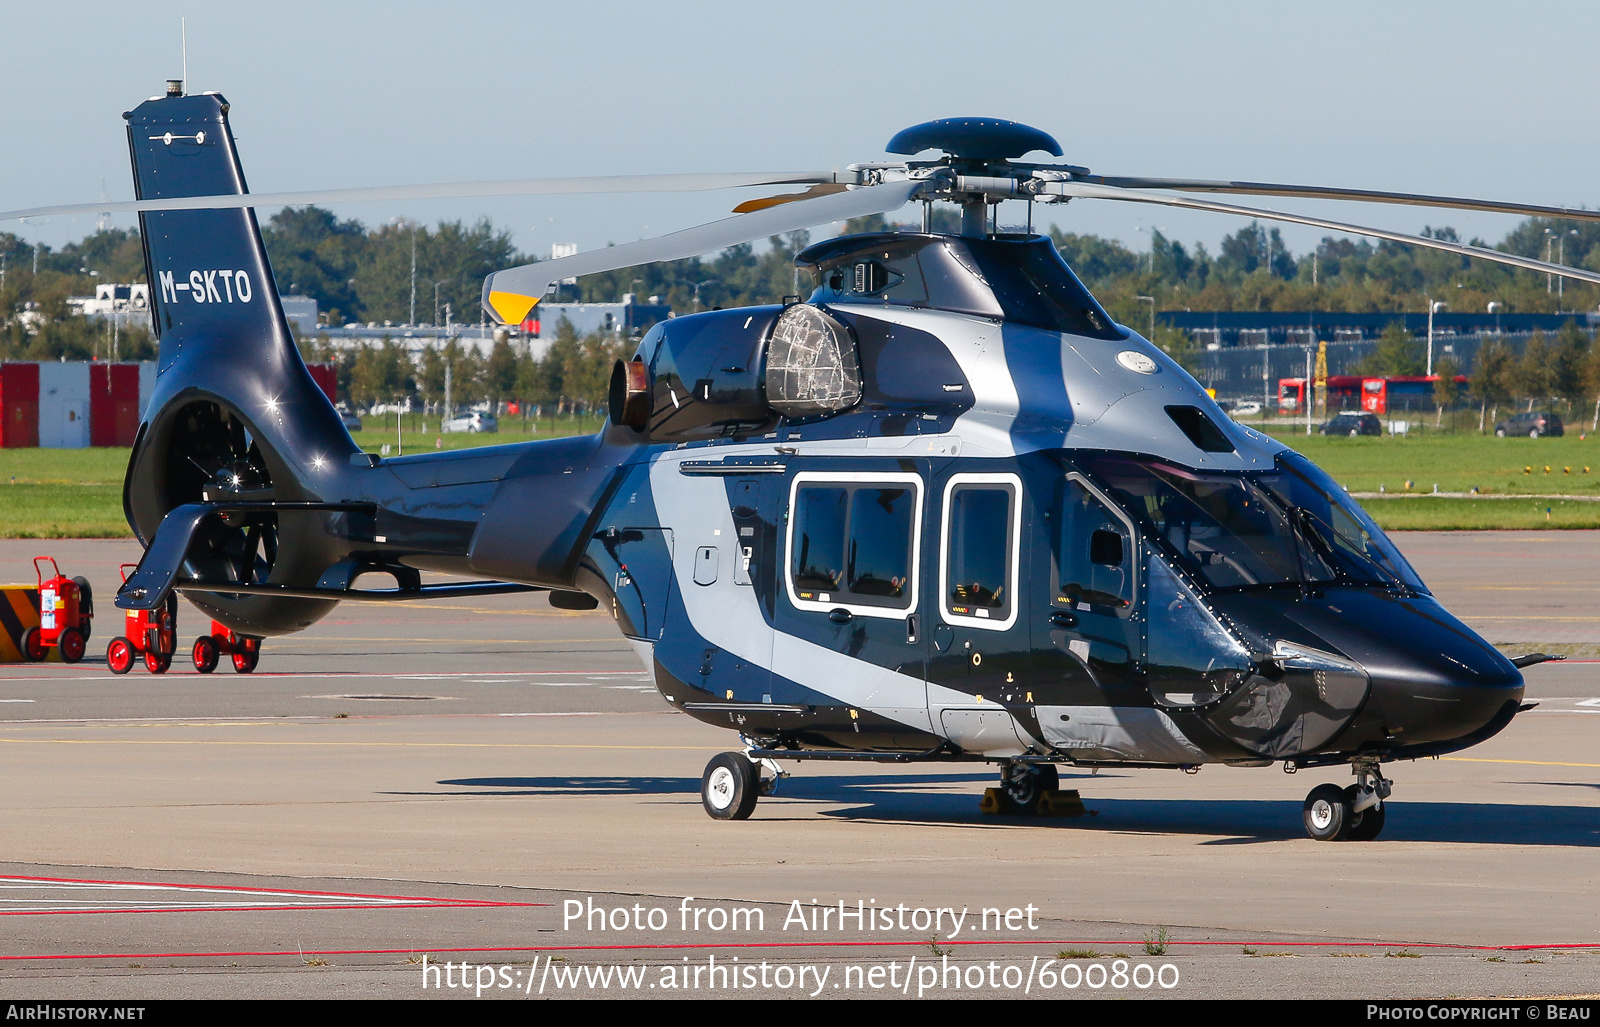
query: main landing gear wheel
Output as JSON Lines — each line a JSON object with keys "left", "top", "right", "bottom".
{"left": 998, "top": 763, "right": 1059, "bottom": 815}
{"left": 106, "top": 637, "right": 134, "bottom": 675}
{"left": 232, "top": 648, "right": 259, "bottom": 674}
{"left": 702, "top": 752, "right": 760, "bottom": 821}
{"left": 1343, "top": 785, "right": 1386, "bottom": 841}
{"left": 1303, "top": 783, "right": 1352, "bottom": 841}
{"left": 192, "top": 637, "right": 219, "bottom": 674}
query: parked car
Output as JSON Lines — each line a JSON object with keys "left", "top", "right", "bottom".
{"left": 1320, "top": 411, "right": 1382, "bottom": 436}
{"left": 442, "top": 410, "right": 498, "bottom": 434}
{"left": 1494, "top": 411, "right": 1563, "bottom": 438}
{"left": 336, "top": 405, "right": 362, "bottom": 432}
{"left": 1230, "top": 401, "right": 1263, "bottom": 417}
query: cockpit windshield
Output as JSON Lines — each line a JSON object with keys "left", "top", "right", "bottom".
{"left": 799, "top": 234, "right": 1124, "bottom": 341}
{"left": 1084, "top": 452, "right": 1426, "bottom": 594}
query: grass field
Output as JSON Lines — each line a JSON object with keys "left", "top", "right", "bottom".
{"left": 1266, "top": 428, "right": 1600, "bottom": 497}
{"left": 5, "top": 420, "right": 1600, "bottom": 536}
{"left": 0, "top": 418, "right": 606, "bottom": 539}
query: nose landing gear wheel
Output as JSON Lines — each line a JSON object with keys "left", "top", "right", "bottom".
{"left": 1303, "top": 783, "right": 1352, "bottom": 841}
{"left": 702, "top": 752, "right": 760, "bottom": 820}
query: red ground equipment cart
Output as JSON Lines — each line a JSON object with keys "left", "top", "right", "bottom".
{"left": 106, "top": 563, "right": 177, "bottom": 674}
{"left": 21, "top": 556, "right": 93, "bottom": 664}
{"left": 192, "top": 620, "right": 261, "bottom": 674}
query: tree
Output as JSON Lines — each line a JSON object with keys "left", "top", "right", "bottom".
{"left": 484, "top": 336, "right": 520, "bottom": 406}
{"left": 1049, "top": 229, "right": 1139, "bottom": 286}
{"left": 1353, "top": 322, "right": 1423, "bottom": 377}
{"left": 262, "top": 207, "right": 366, "bottom": 323}
{"left": 1552, "top": 320, "right": 1591, "bottom": 407}
{"left": 1514, "top": 331, "right": 1555, "bottom": 406}
{"left": 348, "top": 339, "right": 414, "bottom": 410}
{"left": 1432, "top": 355, "right": 1460, "bottom": 409}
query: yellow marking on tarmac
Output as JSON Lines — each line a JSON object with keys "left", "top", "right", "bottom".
{"left": 1460, "top": 585, "right": 1600, "bottom": 591}
{"left": 1456, "top": 616, "right": 1600, "bottom": 621}
{"left": 1444, "top": 757, "right": 1600, "bottom": 769}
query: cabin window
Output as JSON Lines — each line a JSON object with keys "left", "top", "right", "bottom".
{"left": 1055, "top": 478, "right": 1134, "bottom": 611}
{"left": 940, "top": 474, "right": 1021, "bottom": 630}
{"left": 792, "top": 487, "right": 847, "bottom": 592}
{"left": 847, "top": 487, "right": 914, "bottom": 599}
{"left": 787, "top": 474, "right": 922, "bottom": 616}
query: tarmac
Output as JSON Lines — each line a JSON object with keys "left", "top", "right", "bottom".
{"left": 0, "top": 534, "right": 1594, "bottom": 1001}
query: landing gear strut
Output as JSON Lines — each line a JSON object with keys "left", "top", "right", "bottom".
{"left": 995, "top": 762, "right": 1059, "bottom": 815}
{"left": 1303, "top": 761, "right": 1391, "bottom": 841}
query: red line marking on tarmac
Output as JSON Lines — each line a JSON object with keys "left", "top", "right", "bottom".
{"left": 4, "top": 939, "right": 1596, "bottom": 961}
{"left": 0, "top": 902, "right": 537, "bottom": 918}
{"left": 0, "top": 874, "right": 545, "bottom": 916}
{"left": 0, "top": 670, "right": 645, "bottom": 682}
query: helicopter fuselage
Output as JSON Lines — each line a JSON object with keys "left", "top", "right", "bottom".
{"left": 513, "top": 287, "right": 1523, "bottom": 771}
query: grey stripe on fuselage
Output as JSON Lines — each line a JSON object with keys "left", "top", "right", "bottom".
{"left": 829, "top": 304, "right": 1286, "bottom": 470}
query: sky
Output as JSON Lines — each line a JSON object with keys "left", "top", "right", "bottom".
{"left": 5, "top": 0, "right": 1600, "bottom": 271}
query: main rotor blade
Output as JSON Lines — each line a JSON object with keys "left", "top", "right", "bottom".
{"left": 1050, "top": 182, "right": 1600, "bottom": 287}
{"left": 1080, "top": 176, "right": 1600, "bottom": 224}
{"left": 482, "top": 180, "right": 922, "bottom": 324}
{"left": 0, "top": 172, "right": 841, "bottom": 223}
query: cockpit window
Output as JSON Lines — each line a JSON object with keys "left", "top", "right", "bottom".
{"left": 805, "top": 235, "right": 1123, "bottom": 340}
{"left": 1084, "top": 453, "right": 1425, "bottom": 593}
{"left": 1257, "top": 452, "right": 1426, "bottom": 592}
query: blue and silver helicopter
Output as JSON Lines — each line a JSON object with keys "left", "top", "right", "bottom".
{"left": 13, "top": 86, "right": 1591, "bottom": 840}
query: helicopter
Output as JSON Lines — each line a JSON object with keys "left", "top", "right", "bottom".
{"left": 11, "top": 84, "right": 1594, "bottom": 841}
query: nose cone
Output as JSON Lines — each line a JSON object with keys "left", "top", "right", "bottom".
{"left": 1283, "top": 590, "right": 1523, "bottom": 748}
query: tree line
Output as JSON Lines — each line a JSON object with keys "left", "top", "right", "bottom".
{"left": 1340, "top": 319, "right": 1600, "bottom": 426}
{"left": 7, "top": 204, "right": 1600, "bottom": 393}
{"left": 299, "top": 315, "right": 631, "bottom": 418}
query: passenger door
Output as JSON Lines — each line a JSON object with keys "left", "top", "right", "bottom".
{"left": 1042, "top": 473, "right": 1140, "bottom": 696}
{"left": 926, "top": 470, "right": 1036, "bottom": 755}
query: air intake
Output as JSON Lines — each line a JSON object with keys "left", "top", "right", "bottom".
{"left": 1165, "top": 405, "right": 1235, "bottom": 453}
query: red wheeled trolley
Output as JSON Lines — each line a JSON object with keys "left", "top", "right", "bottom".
{"left": 21, "top": 557, "right": 94, "bottom": 664}
{"left": 192, "top": 621, "right": 262, "bottom": 674}
{"left": 106, "top": 563, "right": 177, "bottom": 674}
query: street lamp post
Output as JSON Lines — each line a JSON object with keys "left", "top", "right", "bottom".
{"left": 1559, "top": 229, "right": 1578, "bottom": 302}
{"left": 1136, "top": 295, "right": 1155, "bottom": 342}
{"left": 1135, "top": 226, "right": 1157, "bottom": 275}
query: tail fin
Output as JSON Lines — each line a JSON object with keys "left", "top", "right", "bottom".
{"left": 121, "top": 88, "right": 356, "bottom": 633}
{"left": 124, "top": 88, "right": 355, "bottom": 520}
